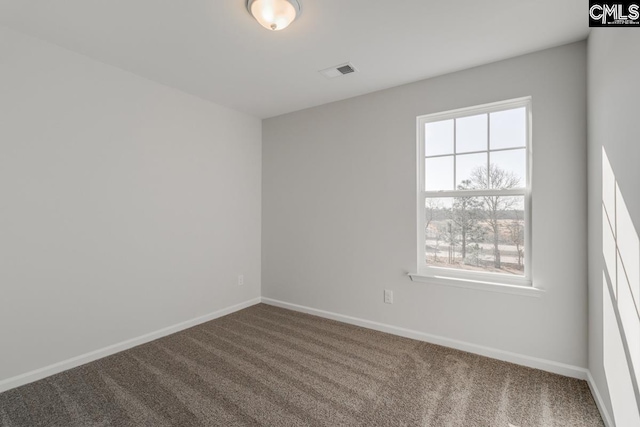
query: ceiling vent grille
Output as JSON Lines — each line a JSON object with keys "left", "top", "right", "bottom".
{"left": 319, "top": 62, "right": 358, "bottom": 79}
{"left": 336, "top": 64, "right": 355, "bottom": 75}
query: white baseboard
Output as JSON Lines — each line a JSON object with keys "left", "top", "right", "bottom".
{"left": 0, "top": 297, "right": 261, "bottom": 394}
{"left": 1, "top": 296, "right": 613, "bottom": 426}
{"left": 261, "top": 297, "right": 589, "bottom": 380}
{"left": 586, "top": 371, "right": 614, "bottom": 427}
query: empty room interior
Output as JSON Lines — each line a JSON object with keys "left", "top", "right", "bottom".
{"left": 0, "top": 1, "right": 638, "bottom": 426}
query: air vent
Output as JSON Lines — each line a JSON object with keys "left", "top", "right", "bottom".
{"left": 336, "top": 64, "right": 355, "bottom": 75}
{"left": 319, "top": 62, "right": 359, "bottom": 79}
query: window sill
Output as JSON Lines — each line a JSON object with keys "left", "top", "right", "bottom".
{"left": 407, "top": 273, "right": 543, "bottom": 297}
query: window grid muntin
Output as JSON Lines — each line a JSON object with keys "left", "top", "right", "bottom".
{"left": 425, "top": 114, "right": 526, "bottom": 192}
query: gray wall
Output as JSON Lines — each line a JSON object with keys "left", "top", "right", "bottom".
{"left": 0, "top": 26, "right": 262, "bottom": 382}
{"left": 588, "top": 29, "right": 640, "bottom": 425}
{"left": 263, "top": 42, "right": 588, "bottom": 367}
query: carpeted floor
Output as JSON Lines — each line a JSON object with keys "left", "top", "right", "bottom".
{"left": 0, "top": 303, "right": 603, "bottom": 426}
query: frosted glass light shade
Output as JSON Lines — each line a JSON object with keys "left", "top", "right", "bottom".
{"left": 247, "top": 0, "right": 301, "bottom": 31}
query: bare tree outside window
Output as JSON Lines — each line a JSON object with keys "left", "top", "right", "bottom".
{"left": 506, "top": 210, "right": 525, "bottom": 268}
{"left": 470, "top": 164, "right": 521, "bottom": 268}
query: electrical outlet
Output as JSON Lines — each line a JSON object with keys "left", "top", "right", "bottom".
{"left": 238, "top": 274, "right": 244, "bottom": 286}
{"left": 384, "top": 289, "right": 393, "bottom": 304}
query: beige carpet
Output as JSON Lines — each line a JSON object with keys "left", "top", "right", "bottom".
{"left": 0, "top": 303, "right": 603, "bottom": 426}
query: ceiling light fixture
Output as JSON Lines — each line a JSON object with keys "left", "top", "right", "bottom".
{"left": 246, "top": 0, "right": 302, "bottom": 31}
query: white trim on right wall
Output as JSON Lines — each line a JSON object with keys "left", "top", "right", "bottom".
{"left": 587, "top": 370, "right": 614, "bottom": 427}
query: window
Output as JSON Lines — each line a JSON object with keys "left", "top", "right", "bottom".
{"left": 416, "top": 97, "right": 532, "bottom": 287}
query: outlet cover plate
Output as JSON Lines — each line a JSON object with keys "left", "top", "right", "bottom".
{"left": 384, "top": 289, "right": 393, "bottom": 304}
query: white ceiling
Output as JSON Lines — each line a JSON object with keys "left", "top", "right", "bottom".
{"left": 0, "top": 1, "right": 589, "bottom": 118}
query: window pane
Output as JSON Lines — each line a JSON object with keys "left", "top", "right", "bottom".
{"left": 426, "top": 156, "right": 454, "bottom": 191}
{"left": 490, "top": 149, "right": 526, "bottom": 188}
{"left": 490, "top": 107, "right": 526, "bottom": 149}
{"left": 456, "top": 153, "right": 487, "bottom": 189}
{"left": 424, "top": 196, "right": 525, "bottom": 276}
{"left": 425, "top": 120, "right": 453, "bottom": 156}
{"left": 456, "top": 114, "right": 487, "bottom": 153}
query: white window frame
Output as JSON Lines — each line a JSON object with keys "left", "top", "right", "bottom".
{"left": 412, "top": 97, "right": 534, "bottom": 291}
